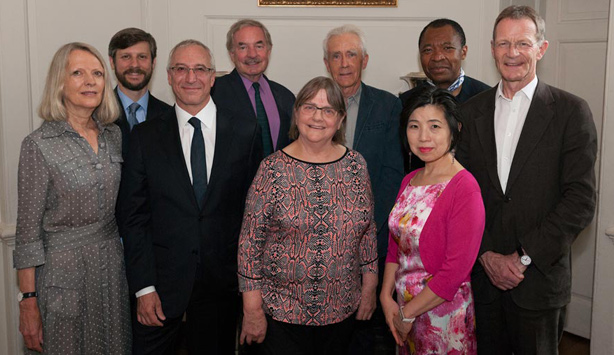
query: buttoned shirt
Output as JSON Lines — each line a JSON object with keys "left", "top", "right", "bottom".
{"left": 240, "top": 74, "right": 281, "bottom": 149}
{"left": 135, "top": 99, "right": 217, "bottom": 298}
{"left": 494, "top": 76, "right": 538, "bottom": 192}
{"left": 117, "top": 89, "right": 150, "bottom": 124}
{"left": 345, "top": 85, "right": 362, "bottom": 149}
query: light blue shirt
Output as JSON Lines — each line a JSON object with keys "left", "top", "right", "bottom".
{"left": 117, "top": 89, "right": 150, "bottom": 124}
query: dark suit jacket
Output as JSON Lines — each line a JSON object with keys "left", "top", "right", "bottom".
{"left": 118, "top": 106, "right": 262, "bottom": 318}
{"left": 400, "top": 76, "right": 491, "bottom": 173}
{"left": 399, "top": 75, "right": 490, "bottom": 106}
{"left": 114, "top": 87, "right": 172, "bottom": 159}
{"left": 354, "top": 83, "right": 405, "bottom": 259}
{"left": 457, "top": 81, "right": 597, "bottom": 310}
{"left": 211, "top": 69, "right": 294, "bottom": 151}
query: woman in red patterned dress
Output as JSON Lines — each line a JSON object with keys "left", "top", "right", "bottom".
{"left": 237, "top": 76, "right": 378, "bottom": 354}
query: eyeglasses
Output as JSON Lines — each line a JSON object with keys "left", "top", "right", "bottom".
{"left": 493, "top": 40, "right": 537, "bottom": 51}
{"left": 169, "top": 65, "right": 215, "bottom": 77}
{"left": 299, "top": 104, "right": 338, "bottom": 119}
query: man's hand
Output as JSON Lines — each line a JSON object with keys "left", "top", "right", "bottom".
{"left": 137, "top": 292, "right": 166, "bottom": 326}
{"left": 240, "top": 308, "right": 267, "bottom": 345}
{"left": 19, "top": 298, "right": 43, "bottom": 352}
{"left": 480, "top": 251, "right": 526, "bottom": 290}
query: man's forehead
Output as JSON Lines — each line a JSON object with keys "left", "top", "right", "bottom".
{"left": 171, "top": 47, "right": 211, "bottom": 65}
{"left": 118, "top": 41, "right": 151, "bottom": 53}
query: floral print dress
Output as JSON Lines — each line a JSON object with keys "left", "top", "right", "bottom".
{"left": 388, "top": 181, "right": 477, "bottom": 355}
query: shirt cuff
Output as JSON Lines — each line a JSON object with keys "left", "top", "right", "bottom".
{"left": 136, "top": 286, "right": 156, "bottom": 298}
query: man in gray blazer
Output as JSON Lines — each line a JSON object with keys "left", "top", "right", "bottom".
{"left": 324, "top": 24, "right": 404, "bottom": 354}
{"left": 457, "top": 6, "right": 597, "bottom": 354}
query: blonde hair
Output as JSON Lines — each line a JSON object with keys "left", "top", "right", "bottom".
{"left": 38, "top": 42, "right": 120, "bottom": 124}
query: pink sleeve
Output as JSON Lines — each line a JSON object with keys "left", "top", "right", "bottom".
{"left": 427, "top": 172, "right": 485, "bottom": 301}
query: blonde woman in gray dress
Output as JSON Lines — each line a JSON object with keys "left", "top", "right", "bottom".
{"left": 14, "top": 42, "right": 131, "bottom": 354}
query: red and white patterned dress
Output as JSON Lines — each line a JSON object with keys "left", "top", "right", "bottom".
{"left": 388, "top": 180, "right": 477, "bottom": 354}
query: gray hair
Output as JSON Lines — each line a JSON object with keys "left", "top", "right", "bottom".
{"left": 493, "top": 5, "right": 546, "bottom": 45}
{"left": 323, "top": 24, "right": 368, "bottom": 59}
{"left": 167, "top": 39, "right": 215, "bottom": 70}
{"left": 226, "top": 19, "right": 273, "bottom": 52}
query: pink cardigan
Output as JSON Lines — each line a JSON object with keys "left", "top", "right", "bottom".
{"left": 386, "top": 169, "right": 485, "bottom": 301}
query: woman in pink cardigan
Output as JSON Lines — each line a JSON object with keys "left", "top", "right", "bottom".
{"left": 380, "top": 86, "right": 485, "bottom": 354}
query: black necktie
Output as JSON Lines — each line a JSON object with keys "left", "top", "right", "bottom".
{"left": 252, "top": 82, "right": 273, "bottom": 156}
{"left": 127, "top": 102, "right": 140, "bottom": 131}
{"left": 188, "top": 117, "right": 207, "bottom": 209}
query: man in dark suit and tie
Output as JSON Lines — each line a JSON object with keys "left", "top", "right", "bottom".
{"left": 118, "top": 39, "right": 262, "bottom": 355}
{"left": 324, "top": 24, "right": 404, "bottom": 354}
{"left": 108, "top": 28, "right": 171, "bottom": 157}
{"left": 211, "top": 19, "right": 295, "bottom": 156}
{"left": 457, "top": 6, "right": 597, "bottom": 354}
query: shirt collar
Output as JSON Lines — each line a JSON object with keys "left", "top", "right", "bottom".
{"left": 426, "top": 68, "right": 465, "bottom": 92}
{"left": 117, "top": 88, "right": 150, "bottom": 112}
{"left": 40, "top": 118, "right": 109, "bottom": 138}
{"left": 239, "top": 73, "right": 267, "bottom": 92}
{"left": 175, "top": 99, "right": 217, "bottom": 128}
{"left": 347, "top": 84, "right": 362, "bottom": 104}
{"left": 496, "top": 76, "right": 539, "bottom": 101}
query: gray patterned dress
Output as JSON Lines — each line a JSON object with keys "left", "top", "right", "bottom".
{"left": 13, "top": 120, "right": 131, "bottom": 354}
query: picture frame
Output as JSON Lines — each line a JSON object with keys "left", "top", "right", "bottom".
{"left": 258, "top": 0, "right": 397, "bottom": 7}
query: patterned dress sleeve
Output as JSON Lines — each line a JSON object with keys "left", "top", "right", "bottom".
{"left": 13, "top": 136, "right": 49, "bottom": 269}
{"left": 357, "top": 155, "right": 378, "bottom": 275}
{"left": 237, "top": 159, "right": 273, "bottom": 292}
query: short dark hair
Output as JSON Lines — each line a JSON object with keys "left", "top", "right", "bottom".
{"left": 108, "top": 27, "right": 157, "bottom": 60}
{"left": 289, "top": 76, "right": 347, "bottom": 145}
{"left": 493, "top": 5, "right": 545, "bottom": 44}
{"left": 418, "top": 18, "right": 466, "bottom": 47}
{"left": 400, "top": 85, "right": 462, "bottom": 155}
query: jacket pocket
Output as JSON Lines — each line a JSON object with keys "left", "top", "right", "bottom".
{"left": 44, "top": 268, "right": 85, "bottom": 317}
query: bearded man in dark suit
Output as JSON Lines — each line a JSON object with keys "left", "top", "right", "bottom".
{"left": 108, "top": 27, "right": 171, "bottom": 157}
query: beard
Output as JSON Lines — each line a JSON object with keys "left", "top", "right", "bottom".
{"left": 115, "top": 67, "right": 153, "bottom": 91}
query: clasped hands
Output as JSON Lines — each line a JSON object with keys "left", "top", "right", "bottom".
{"left": 480, "top": 251, "right": 527, "bottom": 290}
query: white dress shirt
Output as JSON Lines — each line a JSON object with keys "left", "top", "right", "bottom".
{"left": 494, "top": 76, "right": 538, "bottom": 193}
{"left": 135, "top": 100, "right": 217, "bottom": 298}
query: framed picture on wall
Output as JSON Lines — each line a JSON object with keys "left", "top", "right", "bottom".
{"left": 258, "top": 0, "right": 397, "bottom": 7}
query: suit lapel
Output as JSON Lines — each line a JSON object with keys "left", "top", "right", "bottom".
{"left": 230, "top": 69, "right": 257, "bottom": 119}
{"left": 266, "top": 75, "right": 290, "bottom": 149}
{"left": 506, "top": 82, "right": 554, "bottom": 190}
{"left": 159, "top": 109, "right": 200, "bottom": 210}
{"left": 354, "top": 83, "right": 373, "bottom": 149}
{"left": 202, "top": 109, "right": 234, "bottom": 209}
{"left": 473, "top": 88, "right": 505, "bottom": 196}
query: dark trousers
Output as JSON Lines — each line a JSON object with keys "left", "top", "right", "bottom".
{"left": 475, "top": 292, "right": 566, "bottom": 355}
{"left": 255, "top": 313, "right": 356, "bottom": 355}
{"left": 347, "top": 257, "right": 396, "bottom": 355}
{"left": 132, "top": 280, "right": 239, "bottom": 355}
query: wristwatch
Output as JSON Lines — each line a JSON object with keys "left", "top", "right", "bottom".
{"left": 17, "top": 291, "right": 38, "bottom": 302}
{"left": 517, "top": 245, "right": 532, "bottom": 266}
{"left": 399, "top": 306, "right": 415, "bottom": 323}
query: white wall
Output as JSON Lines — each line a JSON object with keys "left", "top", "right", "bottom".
{"left": 0, "top": 0, "right": 500, "bottom": 353}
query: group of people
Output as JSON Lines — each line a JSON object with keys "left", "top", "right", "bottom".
{"left": 13, "top": 4, "right": 597, "bottom": 355}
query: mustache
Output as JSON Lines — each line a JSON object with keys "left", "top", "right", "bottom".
{"left": 244, "top": 58, "right": 262, "bottom": 65}
{"left": 122, "top": 68, "right": 147, "bottom": 75}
